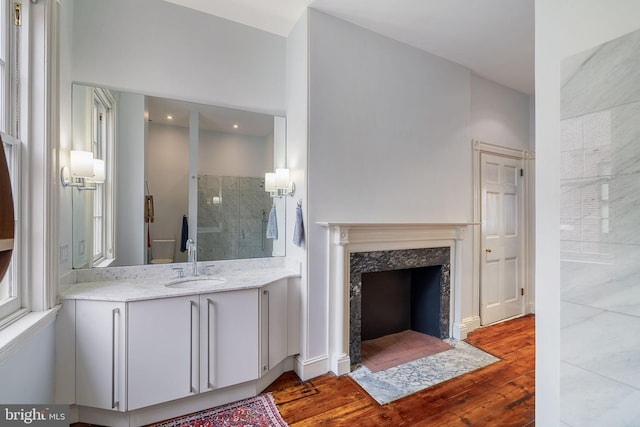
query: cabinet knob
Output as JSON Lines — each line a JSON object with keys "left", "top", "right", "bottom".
{"left": 485, "top": 248, "right": 492, "bottom": 253}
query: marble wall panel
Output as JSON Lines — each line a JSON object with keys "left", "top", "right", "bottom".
{"left": 561, "top": 28, "right": 640, "bottom": 426}
{"left": 197, "top": 175, "right": 272, "bottom": 261}
{"left": 561, "top": 29, "right": 640, "bottom": 119}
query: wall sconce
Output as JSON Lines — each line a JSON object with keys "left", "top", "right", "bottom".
{"left": 265, "top": 168, "right": 295, "bottom": 197}
{"left": 61, "top": 150, "right": 104, "bottom": 190}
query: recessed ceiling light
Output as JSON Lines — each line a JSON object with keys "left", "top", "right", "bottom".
{"left": 167, "top": 115, "right": 173, "bottom": 120}
{"left": 233, "top": 124, "right": 239, "bottom": 129}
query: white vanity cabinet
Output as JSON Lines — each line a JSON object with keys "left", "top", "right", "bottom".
{"left": 128, "top": 295, "right": 198, "bottom": 410}
{"left": 64, "top": 271, "right": 298, "bottom": 425}
{"left": 260, "top": 279, "right": 288, "bottom": 373}
{"left": 199, "top": 289, "right": 260, "bottom": 391}
{"left": 75, "top": 300, "right": 127, "bottom": 412}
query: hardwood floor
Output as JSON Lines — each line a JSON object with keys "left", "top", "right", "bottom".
{"left": 265, "top": 315, "right": 535, "bottom": 426}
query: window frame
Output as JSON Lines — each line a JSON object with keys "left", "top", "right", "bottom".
{"left": 90, "top": 87, "right": 115, "bottom": 267}
{"left": 0, "top": 0, "right": 26, "bottom": 325}
{"left": 0, "top": 132, "right": 23, "bottom": 325}
{"left": 0, "top": 0, "right": 60, "bottom": 329}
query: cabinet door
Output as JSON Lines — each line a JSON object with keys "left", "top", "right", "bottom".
{"left": 128, "top": 295, "right": 198, "bottom": 410}
{"left": 261, "top": 280, "right": 288, "bottom": 374}
{"left": 76, "top": 300, "right": 127, "bottom": 411}
{"left": 200, "top": 289, "right": 259, "bottom": 391}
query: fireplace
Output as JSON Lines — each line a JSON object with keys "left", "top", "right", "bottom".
{"left": 321, "top": 222, "right": 469, "bottom": 375}
{"left": 349, "top": 248, "right": 450, "bottom": 364}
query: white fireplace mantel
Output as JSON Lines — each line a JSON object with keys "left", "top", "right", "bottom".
{"left": 318, "top": 222, "right": 474, "bottom": 376}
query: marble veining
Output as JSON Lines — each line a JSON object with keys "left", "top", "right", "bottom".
{"left": 561, "top": 27, "right": 640, "bottom": 427}
{"left": 349, "top": 247, "right": 450, "bottom": 364}
{"left": 197, "top": 175, "right": 273, "bottom": 260}
{"left": 349, "top": 339, "right": 498, "bottom": 405}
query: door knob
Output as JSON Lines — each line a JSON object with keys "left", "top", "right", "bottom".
{"left": 485, "top": 248, "right": 492, "bottom": 253}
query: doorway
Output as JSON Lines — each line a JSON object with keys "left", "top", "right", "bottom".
{"left": 473, "top": 141, "right": 533, "bottom": 326}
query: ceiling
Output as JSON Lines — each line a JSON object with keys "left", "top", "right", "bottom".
{"left": 164, "top": 0, "right": 534, "bottom": 95}
{"left": 147, "top": 96, "right": 275, "bottom": 136}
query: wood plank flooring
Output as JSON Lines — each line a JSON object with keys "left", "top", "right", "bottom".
{"left": 265, "top": 314, "right": 535, "bottom": 426}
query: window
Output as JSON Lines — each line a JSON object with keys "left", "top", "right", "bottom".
{"left": 560, "top": 112, "right": 612, "bottom": 262}
{"left": 92, "top": 95, "right": 106, "bottom": 263}
{"left": 0, "top": 0, "right": 24, "bottom": 324}
{"left": 90, "top": 87, "right": 115, "bottom": 267}
{"left": 0, "top": 0, "right": 6, "bottom": 132}
{"left": 0, "top": 134, "right": 20, "bottom": 322}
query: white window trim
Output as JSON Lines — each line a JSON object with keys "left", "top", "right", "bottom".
{"left": 0, "top": 0, "right": 60, "bottom": 354}
{"left": 0, "top": 132, "right": 22, "bottom": 323}
{"left": 91, "top": 87, "right": 116, "bottom": 267}
{"left": 0, "top": 306, "right": 59, "bottom": 365}
{"left": 25, "top": 0, "right": 60, "bottom": 312}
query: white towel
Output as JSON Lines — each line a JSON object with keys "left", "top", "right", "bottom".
{"left": 266, "top": 206, "right": 278, "bottom": 239}
{"left": 293, "top": 204, "right": 304, "bottom": 247}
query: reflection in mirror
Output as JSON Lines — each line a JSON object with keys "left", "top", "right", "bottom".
{"left": 71, "top": 84, "right": 286, "bottom": 268}
{"left": 71, "top": 85, "right": 116, "bottom": 268}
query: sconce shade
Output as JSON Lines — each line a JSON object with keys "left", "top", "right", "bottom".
{"left": 265, "top": 168, "right": 294, "bottom": 197}
{"left": 265, "top": 172, "right": 276, "bottom": 192}
{"left": 275, "top": 168, "right": 290, "bottom": 189}
{"left": 92, "top": 159, "right": 106, "bottom": 183}
{"left": 70, "top": 150, "right": 94, "bottom": 178}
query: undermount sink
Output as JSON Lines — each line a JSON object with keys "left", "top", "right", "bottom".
{"left": 165, "top": 277, "right": 226, "bottom": 289}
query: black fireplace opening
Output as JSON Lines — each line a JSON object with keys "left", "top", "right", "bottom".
{"left": 361, "top": 265, "right": 444, "bottom": 341}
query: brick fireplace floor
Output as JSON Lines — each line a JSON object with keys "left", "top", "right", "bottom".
{"left": 361, "top": 330, "right": 453, "bottom": 373}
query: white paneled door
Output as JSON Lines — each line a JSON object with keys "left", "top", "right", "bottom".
{"left": 481, "top": 153, "right": 525, "bottom": 325}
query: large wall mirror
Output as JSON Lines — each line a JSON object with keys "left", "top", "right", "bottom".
{"left": 71, "top": 84, "right": 286, "bottom": 269}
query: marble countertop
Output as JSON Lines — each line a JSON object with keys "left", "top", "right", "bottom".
{"left": 59, "top": 266, "right": 299, "bottom": 302}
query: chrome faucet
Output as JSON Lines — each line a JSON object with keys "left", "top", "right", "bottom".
{"left": 186, "top": 238, "right": 198, "bottom": 277}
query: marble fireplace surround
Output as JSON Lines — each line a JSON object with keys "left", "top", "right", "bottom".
{"left": 320, "top": 223, "right": 470, "bottom": 376}
{"left": 349, "top": 247, "right": 451, "bottom": 365}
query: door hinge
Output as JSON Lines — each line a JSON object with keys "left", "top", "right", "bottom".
{"left": 520, "top": 288, "right": 524, "bottom": 296}
{"left": 520, "top": 168, "right": 524, "bottom": 177}
{"left": 14, "top": 2, "right": 22, "bottom": 27}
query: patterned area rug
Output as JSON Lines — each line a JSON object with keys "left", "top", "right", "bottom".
{"left": 350, "top": 338, "right": 499, "bottom": 405}
{"left": 153, "top": 394, "right": 288, "bottom": 427}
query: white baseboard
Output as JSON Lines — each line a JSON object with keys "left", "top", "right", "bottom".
{"left": 527, "top": 301, "right": 535, "bottom": 314}
{"left": 454, "top": 316, "right": 482, "bottom": 339}
{"left": 294, "top": 354, "right": 329, "bottom": 381}
{"left": 332, "top": 353, "right": 351, "bottom": 377}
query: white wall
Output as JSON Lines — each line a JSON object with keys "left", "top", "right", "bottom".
{"left": 0, "top": 323, "right": 55, "bottom": 403}
{"left": 308, "top": 10, "right": 471, "bottom": 225}
{"left": 146, "top": 123, "right": 189, "bottom": 261}
{"left": 198, "top": 130, "right": 272, "bottom": 177}
{"left": 535, "top": 1, "right": 640, "bottom": 425}
{"left": 470, "top": 74, "right": 532, "bottom": 150}
{"left": 71, "top": 0, "right": 285, "bottom": 115}
{"left": 285, "top": 10, "right": 309, "bottom": 372}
